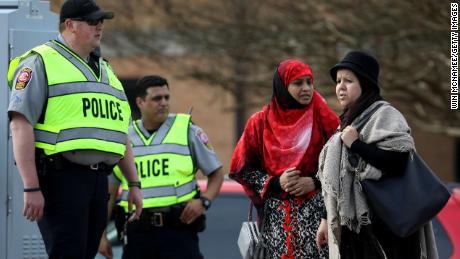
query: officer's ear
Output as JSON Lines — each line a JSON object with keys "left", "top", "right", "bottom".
{"left": 64, "top": 19, "right": 78, "bottom": 33}
{"left": 135, "top": 96, "right": 144, "bottom": 109}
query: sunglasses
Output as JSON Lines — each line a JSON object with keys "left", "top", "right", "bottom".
{"left": 72, "top": 18, "right": 104, "bottom": 26}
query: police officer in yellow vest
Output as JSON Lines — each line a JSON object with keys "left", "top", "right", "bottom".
{"left": 7, "top": 1, "right": 142, "bottom": 258}
{"left": 98, "top": 75, "right": 224, "bottom": 259}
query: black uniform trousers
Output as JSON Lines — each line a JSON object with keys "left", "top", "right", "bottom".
{"left": 37, "top": 162, "right": 109, "bottom": 259}
{"left": 122, "top": 225, "right": 204, "bottom": 259}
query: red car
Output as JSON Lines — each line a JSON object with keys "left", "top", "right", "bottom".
{"left": 433, "top": 183, "right": 460, "bottom": 259}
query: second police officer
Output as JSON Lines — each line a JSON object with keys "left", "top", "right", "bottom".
{"left": 99, "top": 75, "right": 224, "bottom": 259}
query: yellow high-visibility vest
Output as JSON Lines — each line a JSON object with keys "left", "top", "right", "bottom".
{"left": 114, "top": 114, "right": 197, "bottom": 212}
{"left": 8, "top": 41, "right": 130, "bottom": 156}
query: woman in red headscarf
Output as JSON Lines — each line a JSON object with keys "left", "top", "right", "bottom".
{"left": 230, "top": 60, "right": 339, "bottom": 258}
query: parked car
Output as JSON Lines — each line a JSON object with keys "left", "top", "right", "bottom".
{"left": 97, "top": 181, "right": 460, "bottom": 259}
{"left": 432, "top": 183, "right": 460, "bottom": 259}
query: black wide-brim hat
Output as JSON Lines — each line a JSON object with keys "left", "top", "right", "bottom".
{"left": 330, "top": 50, "right": 380, "bottom": 90}
{"left": 60, "top": 0, "right": 114, "bottom": 23}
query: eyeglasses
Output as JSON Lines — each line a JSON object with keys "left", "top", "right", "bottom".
{"left": 71, "top": 18, "right": 104, "bottom": 26}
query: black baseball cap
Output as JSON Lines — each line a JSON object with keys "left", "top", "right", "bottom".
{"left": 60, "top": 0, "right": 114, "bottom": 23}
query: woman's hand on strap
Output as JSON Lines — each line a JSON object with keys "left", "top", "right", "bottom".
{"left": 341, "top": 125, "right": 358, "bottom": 148}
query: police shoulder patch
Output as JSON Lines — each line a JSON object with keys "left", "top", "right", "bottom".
{"left": 15, "top": 67, "right": 33, "bottom": 90}
{"left": 195, "top": 128, "right": 214, "bottom": 151}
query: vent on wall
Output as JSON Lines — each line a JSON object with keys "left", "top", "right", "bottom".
{"left": 22, "top": 235, "right": 47, "bottom": 259}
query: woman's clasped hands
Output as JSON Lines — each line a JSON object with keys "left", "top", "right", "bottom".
{"left": 280, "top": 167, "right": 315, "bottom": 196}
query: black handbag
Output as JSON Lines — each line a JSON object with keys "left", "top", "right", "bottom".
{"left": 355, "top": 104, "right": 451, "bottom": 238}
{"left": 362, "top": 153, "right": 450, "bottom": 237}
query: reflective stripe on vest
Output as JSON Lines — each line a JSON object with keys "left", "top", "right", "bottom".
{"left": 115, "top": 114, "right": 197, "bottom": 211}
{"left": 48, "top": 82, "right": 127, "bottom": 101}
{"left": 132, "top": 144, "right": 190, "bottom": 156}
{"left": 8, "top": 41, "right": 130, "bottom": 156}
{"left": 35, "top": 127, "right": 127, "bottom": 145}
{"left": 120, "top": 179, "right": 197, "bottom": 200}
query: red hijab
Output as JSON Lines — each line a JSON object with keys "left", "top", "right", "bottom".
{"left": 264, "top": 60, "right": 316, "bottom": 175}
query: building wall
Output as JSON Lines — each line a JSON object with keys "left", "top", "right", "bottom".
{"left": 411, "top": 127, "right": 455, "bottom": 182}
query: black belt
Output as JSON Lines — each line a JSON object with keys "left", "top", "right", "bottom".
{"left": 129, "top": 205, "right": 206, "bottom": 232}
{"left": 143, "top": 210, "right": 172, "bottom": 227}
{"left": 139, "top": 206, "right": 184, "bottom": 228}
{"left": 43, "top": 154, "right": 115, "bottom": 173}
